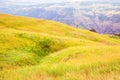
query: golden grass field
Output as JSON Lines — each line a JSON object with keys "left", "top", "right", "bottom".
{"left": 0, "top": 13, "right": 120, "bottom": 80}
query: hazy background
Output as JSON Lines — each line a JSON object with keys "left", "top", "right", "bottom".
{"left": 0, "top": 0, "right": 120, "bottom": 34}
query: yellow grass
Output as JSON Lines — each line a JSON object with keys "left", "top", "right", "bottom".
{"left": 0, "top": 13, "right": 120, "bottom": 80}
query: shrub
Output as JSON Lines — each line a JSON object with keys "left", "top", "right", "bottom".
{"left": 34, "top": 38, "right": 66, "bottom": 57}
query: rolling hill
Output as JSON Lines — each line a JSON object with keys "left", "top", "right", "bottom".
{"left": 0, "top": 13, "right": 120, "bottom": 80}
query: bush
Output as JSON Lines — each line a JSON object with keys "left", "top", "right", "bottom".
{"left": 34, "top": 38, "right": 66, "bottom": 57}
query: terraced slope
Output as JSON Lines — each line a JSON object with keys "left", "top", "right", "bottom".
{"left": 0, "top": 13, "right": 120, "bottom": 80}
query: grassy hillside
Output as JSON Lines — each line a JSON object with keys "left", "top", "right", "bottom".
{"left": 0, "top": 13, "right": 120, "bottom": 80}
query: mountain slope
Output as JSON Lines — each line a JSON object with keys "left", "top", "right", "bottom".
{"left": 0, "top": 13, "right": 120, "bottom": 80}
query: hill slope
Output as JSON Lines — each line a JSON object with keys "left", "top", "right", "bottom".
{"left": 0, "top": 13, "right": 120, "bottom": 80}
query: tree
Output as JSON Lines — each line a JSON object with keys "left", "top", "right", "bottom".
{"left": 89, "top": 28, "right": 96, "bottom": 32}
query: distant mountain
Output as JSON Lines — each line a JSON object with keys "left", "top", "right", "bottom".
{"left": 0, "top": 1, "right": 120, "bottom": 34}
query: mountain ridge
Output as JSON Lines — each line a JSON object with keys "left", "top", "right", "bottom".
{"left": 0, "top": 1, "right": 119, "bottom": 34}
